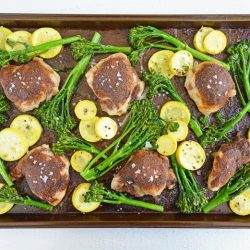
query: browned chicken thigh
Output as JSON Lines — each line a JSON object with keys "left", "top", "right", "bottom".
{"left": 10, "top": 144, "right": 69, "bottom": 206}
{"left": 111, "top": 150, "right": 177, "bottom": 197}
{"left": 0, "top": 57, "right": 60, "bottom": 112}
{"left": 185, "top": 62, "right": 236, "bottom": 116}
{"left": 86, "top": 53, "right": 144, "bottom": 116}
{"left": 208, "top": 137, "right": 250, "bottom": 191}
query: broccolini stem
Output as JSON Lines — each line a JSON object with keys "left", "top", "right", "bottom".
{"left": 23, "top": 197, "right": 53, "bottom": 211}
{"left": 0, "top": 160, "right": 13, "bottom": 187}
{"left": 4, "top": 35, "right": 81, "bottom": 65}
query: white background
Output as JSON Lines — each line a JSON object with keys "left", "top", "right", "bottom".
{"left": 0, "top": 1, "right": 250, "bottom": 249}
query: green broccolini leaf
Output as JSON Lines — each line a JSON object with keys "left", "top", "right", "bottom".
{"left": 0, "top": 93, "right": 10, "bottom": 124}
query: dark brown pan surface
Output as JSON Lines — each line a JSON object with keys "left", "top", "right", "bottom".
{"left": 0, "top": 15, "right": 249, "bottom": 227}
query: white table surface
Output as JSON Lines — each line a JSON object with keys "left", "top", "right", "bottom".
{"left": 0, "top": 1, "right": 249, "bottom": 249}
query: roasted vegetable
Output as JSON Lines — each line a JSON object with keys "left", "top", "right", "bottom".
{"left": 35, "top": 32, "right": 101, "bottom": 132}
{"left": 52, "top": 131, "right": 104, "bottom": 157}
{"left": 83, "top": 181, "right": 164, "bottom": 212}
{"left": 71, "top": 38, "right": 131, "bottom": 61}
{"left": 170, "top": 154, "right": 208, "bottom": 213}
{"left": 227, "top": 39, "right": 250, "bottom": 108}
{"left": 203, "top": 163, "right": 250, "bottom": 213}
{"left": 0, "top": 93, "right": 10, "bottom": 124}
{"left": 143, "top": 72, "right": 203, "bottom": 137}
{"left": 200, "top": 101, "right": 250, "bottom": 148}
{"left": 81, "top": 99, "right": 165, "bottom": 181}
{"left": 0, "top": 160, "right": 13, "bottom": 187}
{"left": 129, "top": 25, "right": 229, "bottom": 69}
{"left": 0, "top": 35, "right": 80, "bottom": 67}
{"left": 0, "top": 184, "right": 53, "bottom": 211}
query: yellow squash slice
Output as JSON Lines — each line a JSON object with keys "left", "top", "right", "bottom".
{"left": 72, "top": 183, "right": 100, "bottom": 213}
{"left": 0, "top": 128, "right": 29, "bottom": 161}
{"left": 5, "top": 30, "right": 31, "bottom": 52}
{"left": 0, "top": 26, "right": 12, "bottom": 50}
{"left": 160, "top": 101, "right": 191, "bottom": 125}
{"left": 167, "top": 120, "right": 189, "bottom": 142}
{"left": 156, "top": 134, "right": 177, "bottom": 156}
{"left": 79, "top": 117, "right": 101, "bottom": 143}
{"left": 229, "top": 188, "right": 250, "bottom": 216}
{"left": 95, "top": 117, "right": 118, "bottom": 140}
{"left": 74, "top": 100, "right": 97, "bottom": 120}
{"left": 70, "top": 150, "right": 93, "bottom": 173}
{"left": 31, "top": 27, "right": 62, "bottom": 59}
{"left": 169, "top": 50, "right": 193, "bottom": 76}
{"left": 176, "top": 140, "right": 206, "bottom": 170}
{"left": 0, "top": 183, "right": 14, "bottom": 215}
{"left": 203, "top": 30, "right": 227, "bottom": 55}
{"left": 10, "top": 114, "right": 43, "bottom": 147}
{"left": 193, "top": 26, "right": 214, "bottom": 53}
{"left": 248, "top": 129, "right": 250, "bottom": 140}
{"left": 148, "top": 50, "right": 174, "bottom": 79}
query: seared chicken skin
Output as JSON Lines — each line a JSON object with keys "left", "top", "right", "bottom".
{"left": 208, "top": 137, "right": 250, "bottom": 191}
{"left": 185, "top": 62, "right": 236, "bottom": 116}
{"left": 0, "top": 57, "right": 60, "bottom": 112}
{"left": 86, "top": 53, "right": 144, "bottom": 116}
{"left": 111, "top": 150, "right": 177, "bottom": 197}
{"left": 10, "top": 144, "right": 69, "bottom": 206}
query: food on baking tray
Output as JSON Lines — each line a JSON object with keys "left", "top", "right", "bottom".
{"left": 52, "top": 131, "right": 103, "bottom": 156}
{"left": 143, "top": 72, "right": 203, "bottom": 137}
{"left": 203, "top": 163, "right": 250, "bottom": 213}
{"left": 200, "top": 101, "right": 250, "bottom": 148}
{"left": 203, "top": 30, "right": 227, "bottom": 55}
{"left": 0, "top": 160, "right": 13, "bottom": 187}
{"left": 5, "top": 31, "right": 32, "bottom": 59}
{"left": 10, "top": 144, "right": 69, "bottom": 206}
{"left": 226, "top": 39, "right": 250, "bottom": 109}
{"left": 129, "top": 25, "right": 229, "bottom": 69}
{"left": 170, "top": 154, "right": 208, "bottom": 213}
{"left": 148, "top": 50, "right": 174, "bottom": 79}
{"left": 79, "top": 117, "right": 101, "bottom": 142}
{"left": 208, "top": 137, "right": 250, "bottom": 191}
{"left": 0, "top": 57, "right": 60, "bottom": 112}
{"left": 31, "top": 27, "right": 62, "bottom": 59}
{"left": 176, "top": 140, "right": 206, "bottom": 171}
{"left": 0, "top": 26, "right": 12, "bottom": 50}
{"left": 0, "top": 183, "right": 52, "bottom": 213}
{"left": 85, "top": 53, "right": 145, "bottom": 116}
{"left": 70, "top": 150, "right": 93, "bottom": 173}
{"left": 169, "top": 50, "right": 194, "bottom": 76}
{"left": 193, "top": 27, "right": 214, "bottom": 53}
{"left": 0, "top": 23, "right": 249, "bottom": 217}
{"left": 10, "top": 114, "right": 42, "bottom": 146}
{"left": 72, "top": 182, "right": 164, "bottom": 213}
{"left": 35, "top": 33, "right": 101, "bottom": 132}
{"left": 70, "top": 37, "right": 131, "bottom": 61}
{"left": 0, "top": 93, "right": 10, "bottom": 124}
{"left": 74, "top": 100, "right": 97, "bottom": 120}
{"left": 185, "top": 61, "right": 236, "bottom": 116}
{"left": 111, "top": 150, "right": 176, "bottom": 197}
{"left": 229, "top": 188, "right": 250, "bottom": 216}
{"left": 156, "top": 134, "right": 177, "bottom": 156}
{"left": 0, "top": 128, "right": 29, "bottom": 161}
{"left": 80, "top": 99, "right": 164, "bottom": 181}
